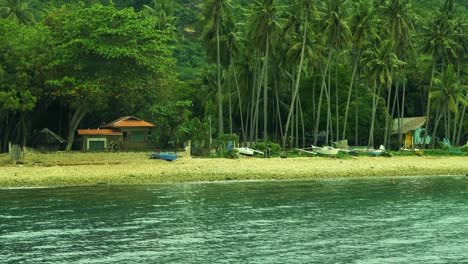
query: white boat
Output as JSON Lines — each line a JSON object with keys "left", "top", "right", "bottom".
{"left": 235, "top": 147, "right": 264, "bottom": 156}
{"left": 311, "top": 145, "right": 340, "bottom": 156}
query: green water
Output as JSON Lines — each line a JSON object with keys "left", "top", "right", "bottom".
{"left": 1, "top": 176, "right": 468, "bottom": 263}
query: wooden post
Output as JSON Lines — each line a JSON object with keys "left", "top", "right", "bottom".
{"left": 10, "top": 144, "right": 22, "bottom": 165}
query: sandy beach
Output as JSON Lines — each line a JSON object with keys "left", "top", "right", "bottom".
{"left": 0, "top": 153, "right": 467, "bottom": 187}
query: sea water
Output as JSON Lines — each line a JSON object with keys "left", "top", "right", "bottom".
{"left": 1, "top": 176, "right": 468, "bottom": 263}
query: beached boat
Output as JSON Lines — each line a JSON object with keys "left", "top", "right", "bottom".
{"left": 150, "top": 152, "right": 178, "bottom": 161}
{"left": 235, "top": 147, "right": 265, "bottom": 156}
{"left": 401, "top": 148, "right": 424, "bottom": 155}
{"left": 312, "top": 145, "right": 340, "bottom": 156}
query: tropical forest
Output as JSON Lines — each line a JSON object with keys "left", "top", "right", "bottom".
{"left": 0, "top": 0, "right": 466, "bottom": 153}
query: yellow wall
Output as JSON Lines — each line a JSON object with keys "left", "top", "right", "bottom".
{"left": 404, "top": 132, "right": 413, "bottom": 148}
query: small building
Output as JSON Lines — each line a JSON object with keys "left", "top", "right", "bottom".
{"left": 30, "top": 128, "right": 67, "bottom": 151}
{"left": 77, "top": 116, "right": 155, "bottom": 151}
{"left": 392, "top": 116, "right": 431, "bottom": 148}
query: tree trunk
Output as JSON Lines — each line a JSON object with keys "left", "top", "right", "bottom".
{"left": 335, "top": 57, "right": 339, "bottom": 140}
{"left": 216, "top": 17, "right": 224, "bottom": 135}
{"left": 314, "top": 51, "right": 333, "bottom": 145}
{"left": 298, "top": 95, "right": 305, "bottom": 148}
{"left": 383, "top": 67, "right": 393, "bottom": 148}
{"left": 423, "top": 61, "right": 436, "bottom": 149}
{"left": 282, "top": 13, "right": 307, "bottom": 148}
{"left": 431, "top": 106, "right": 442, "bottom": 149}
{"left": 456, "top": 91, "right": 467, "bottom": 145}
{"left": 391, "top": 73, "right": 400, "bottom": 148}
{"left": 249, "top": 61, "right": 258, "bottom": 142}
{"left": 295, "top": 94, "right": 299, "bottom": 147}
{"left": 326, "top": 64, "right": 332, "bottom": 145}
{"left": 368, "top": 80, "right": 380, "bottom": 148}
{"left": 254, "top": 57, "right": 266, "bottom": 143}
{"left": 263, "top": 33, "right": 269, "bottom": 142}
{"left": 65, "top": 105, "right": 87, "bottom": 151}
{"left": 342, "top": 49, "right": 360, "bottom": 140}
{"left": 452, "top": 99, "right": 459, "bottom": 143}
{"left": 400, "top": 68, "right": 407, "bottom": 147}
{"left": 228, "top": 79, "right": 232, "bottom": 134}
{"left": 275, "top": 80, "right": 284, "bottom": 143}
{"left": 232, "top": 64, "right": 246, "bottom": 142}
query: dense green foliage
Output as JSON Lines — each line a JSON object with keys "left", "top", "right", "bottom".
{"left": 0, "top": 0, "right": 466, "bottom": 152}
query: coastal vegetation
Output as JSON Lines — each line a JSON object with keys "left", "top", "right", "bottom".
{"left": 0, "top": 0, "right": 466, "bottom": 154}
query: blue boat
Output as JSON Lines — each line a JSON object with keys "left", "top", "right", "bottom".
{"left": 149, "top": 152, "right": 178, "bottom": 161}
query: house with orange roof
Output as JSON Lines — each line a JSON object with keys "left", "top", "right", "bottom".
{"left": 77, "top": 116, "right": 155, "bottom": 151}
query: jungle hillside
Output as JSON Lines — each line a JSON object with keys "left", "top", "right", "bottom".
{"left": 0, "top": 0, "right": 466, "bottom": 152}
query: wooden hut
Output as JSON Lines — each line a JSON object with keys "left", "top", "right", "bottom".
{"left": 30, "top": 128, "right": 66, "bottom": 151}
{"left": 392, "top": 116, "right": 431, "bottom": 148}
{"left": 78, "top": 116, "right": 155, "bottom": 151}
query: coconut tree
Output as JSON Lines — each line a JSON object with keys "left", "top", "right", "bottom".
{"left": 247, "top": 0, "right": 283, "bottom": 142}
{"left": 379, "top": 0, "right": 415, "bottom": 147}
{"left": 430, "top": 64, "right": 467, "bottom": 148}
{"left": 0, "top": 0, "right": 35, "bottom": 24}
{"left": 313, "top": 0, "right": 351, "bottom": 145}
{"left": 420, "top": 0, "right": 460, "bottom": 148}
{"left": 362, "top": 40, "right": 403, "bottom": 147}
{"left": 202, "top": 0, "right": 233, "bottom": 136}
{"left": 281, "top": 0, "right": 315, "bottom": 148}
{"left": 342, "top": 0, "right": 379, "bottom": 141}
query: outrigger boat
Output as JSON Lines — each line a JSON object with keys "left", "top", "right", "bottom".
{"left": 149, "top": 151, "right": 178, "bottom": 161}
{"left": 311, "top": 145, "right": 340, "bottom": 156}
{"left": 235, "top": 147, "right": 265, "bottom": 156}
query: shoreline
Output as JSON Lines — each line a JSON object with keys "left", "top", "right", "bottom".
{"left": 0, "top": 154, "right": 467, "bottom": 188}
{"left": 0, "top": 174, "right": 466, "bottom": 189}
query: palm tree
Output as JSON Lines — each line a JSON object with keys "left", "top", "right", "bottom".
{"left": 313, "top": 0, "right": 351, "bottom": 145}
{"left": 342, "top": 0, "right": 378, "bottom": 141}
{"left": 143, "top": 0, "right": 178, "bottom": 36}
{"left": 430, "top": 64, "right": 467, "bottom": 148}
{"left": 202, "top": 0, "right": 233, "bottom": 136}
{"left": 362, "top": 40, "right": 403, "bottom": 148}
{"left": 420, "top": 0, "right": 460, "bottom": 148}
{"left": 0, "top": 0, "right": 35, "bottom": 25}
{"left": 379, "top": 0, "right": 415, "bottom": 147}
{"left": 282, "top": 0, "right": 315, "bottom": 148}
{"left": 247, "top": 0, "right": 283, "bottom": 142}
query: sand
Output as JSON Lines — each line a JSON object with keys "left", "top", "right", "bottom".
{"left": 0, "top": 155, "right": 467, "bottom": 187}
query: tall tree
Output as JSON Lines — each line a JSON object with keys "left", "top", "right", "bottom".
{"left": 282, "top": 0, "right": 314, "bottom": 148}
{"left": 202, "top": 0, "right": 232, "bottom": 136}
{"left": 0, "top": 21, "right": 51, "bottom": 151}
{"left": 362, "top": 40, "right": 403, "bottom": 147}
{"left": 380, "top": 0, "right": 415, "bottom": 148}
{"left": 46, "top": 4, "right": 177, "bottom": 151}
{"left": 247, "top": 0, "right": 283, "bottom": 142}
{"left": 420, "top": 0, "right": 460, "bottom": 148}
{"left": 342, "top": 0, "right": 378, "bottom": 140}
{"left": 430, "top": 64, "right": 466, "bottom": 148}
{"left": 314, "top": 0, "right": 351, "bottom": 145}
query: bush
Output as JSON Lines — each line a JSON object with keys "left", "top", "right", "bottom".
{"left": 252, "top": 142, "right": 282, "bottom": 155}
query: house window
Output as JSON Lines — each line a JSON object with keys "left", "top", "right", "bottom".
{"left": 129, "top": 131, "right": 145, "bottom": 142}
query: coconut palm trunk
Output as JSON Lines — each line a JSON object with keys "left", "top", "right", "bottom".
{"left": 342, "top": 49, "right": 361, "bottom": 140}
{"left": 216, "top": 18, "right": 223, "bottom": 135}
{"left": 313, "top": 51, "right": 332, "bottom": 145}
{"left": 263, "top": 33, "right": 269, "bottom": 142}
{"left": 283, "top": 12, "right": 308, "bottom": 148}
{"left": 423, "top": 61, "right": 436, "bottom": 149}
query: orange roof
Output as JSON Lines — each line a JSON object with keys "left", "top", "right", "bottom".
{"left": 77, "top": 129, "right": 123, "bottom": 136}
{"left": 102, "top": 116, "right": 155, "bottom": 128}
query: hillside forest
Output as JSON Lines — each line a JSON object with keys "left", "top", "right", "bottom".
{"left": 0, "top": 0, "right": 466, "bottom": 152}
